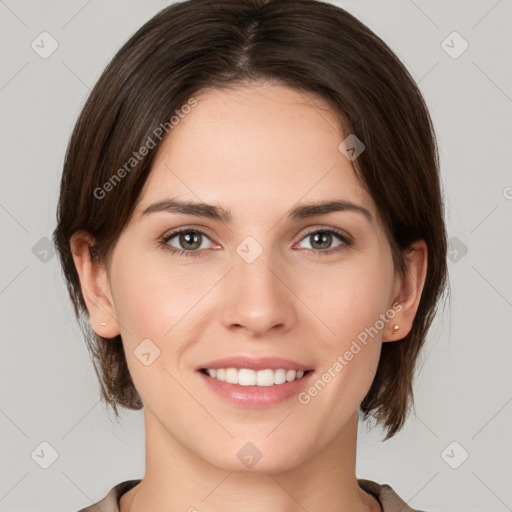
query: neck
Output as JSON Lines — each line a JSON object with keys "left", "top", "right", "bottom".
{"left": 120, "top": 409, "right": 380, "bottom": 512}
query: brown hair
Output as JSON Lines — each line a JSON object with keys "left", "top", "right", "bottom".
{"left": 53, "top": 0, "right": 447, "bottom": 439}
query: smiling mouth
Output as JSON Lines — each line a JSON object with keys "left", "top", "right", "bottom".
{"left": 199, "top": 368, "right": 313, "bottom": 387}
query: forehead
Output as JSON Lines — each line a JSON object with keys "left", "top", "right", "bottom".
{"left": 136, "top": 83, "right": 376, "bottom": 222}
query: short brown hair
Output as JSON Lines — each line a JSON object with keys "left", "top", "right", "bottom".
{"left": 53, "top": 0, "right": 447, "bottom": 439}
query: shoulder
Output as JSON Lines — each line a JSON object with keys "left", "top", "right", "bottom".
{"left": 76, "top": 479, "right": 141, "bottom": 512}
{"left": 358, "top": 479, "right": 428, "bottom": 512}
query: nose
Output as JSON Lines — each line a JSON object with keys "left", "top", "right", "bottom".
{"left": 220, "top": 245, "right": 296, "bottom": 338}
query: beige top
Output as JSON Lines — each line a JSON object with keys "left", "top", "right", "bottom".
{"left": 77, "top": 479, "right": 425, "bottom": 511}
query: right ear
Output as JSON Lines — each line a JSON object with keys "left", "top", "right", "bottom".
{"left": 69, "top": 230, "right": 120, "bottom": 338}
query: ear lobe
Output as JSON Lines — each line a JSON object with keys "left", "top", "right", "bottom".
{"left": 70, "top": 230, "right": 120, "bottom": 338}
{"left": 383, "top": 240, "right": 428, "bottom": 342}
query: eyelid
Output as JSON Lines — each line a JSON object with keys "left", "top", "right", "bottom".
{"left": 161, "top": 224, "right": 352, "bottom": 244}
{"left": 294, "top": 225, "right": 352, "bottom": 246}
{"left": 159, "top": 224, "right": 353, "bottom": 258}
{"left": 161, "top": 226, "right": 218, "bottom": 247}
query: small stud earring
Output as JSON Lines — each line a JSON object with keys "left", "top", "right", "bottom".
{"left": 100, "top": 322, "right": 107, "bottom": 326}
{"left": 392, "top": 324, "right": 399, "bottom": 334}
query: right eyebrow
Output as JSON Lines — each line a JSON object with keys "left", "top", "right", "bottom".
{"left": 141, "top": 198, "right": 232, "bottom": 223}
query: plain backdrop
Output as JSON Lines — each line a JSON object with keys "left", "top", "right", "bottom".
{"left": 1, "top": 1, "right": 511, "bottom": 511}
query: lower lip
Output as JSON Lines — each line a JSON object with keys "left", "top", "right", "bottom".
{"left": 198, "top": 370, "right": 314, "bottom": 408}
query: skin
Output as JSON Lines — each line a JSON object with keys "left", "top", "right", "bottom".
{"left": 71, "top": 82, "right": 427, "bottom": 512}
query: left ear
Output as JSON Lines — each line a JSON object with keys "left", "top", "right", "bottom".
{"left": 383, "top": 239, "right": 428, "bottom": 342}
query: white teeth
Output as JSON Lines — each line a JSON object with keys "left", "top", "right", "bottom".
{"left": 256, "top": 369, "right": 274, "bottom": 386}
{"left": 273, "top": 369, "right": 286, "bottom": 384}
{"left": 225, "top": 367, "right": 238, "bottom": 384}
{"left": 239, "top": 368, "right": 256, "bottom": 386}
{"left": 285, "top": 369, "right": 296, "bottom": 382}
{"left": 204, "top": 367, "right": 308, "bottom": 386}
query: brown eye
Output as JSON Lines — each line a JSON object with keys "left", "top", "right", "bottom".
{"left": 177, "top": 231, "right": 203, "bottom": 250}
{"left": 310, "top": 231, "right": 334, "bottom": 250}
{"left": 161, "top": 228, "right": 214, "bottom": 257}
{"left": 296, "top": 229, "right": 351, "bottom": 254}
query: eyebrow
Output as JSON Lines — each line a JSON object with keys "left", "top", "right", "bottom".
{"left": 141, "top": 198, "right": 372, "bottom": 223}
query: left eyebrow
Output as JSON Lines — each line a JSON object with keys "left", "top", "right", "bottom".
{"left": 140, "top": 198, "right": 372, "bottom": 223}
{"left": 288, "top": 200, "right": 372, "bottom": 223}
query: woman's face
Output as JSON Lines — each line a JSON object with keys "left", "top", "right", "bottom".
{"left": 103, "top": 82, "right": 402, "bottom": 472}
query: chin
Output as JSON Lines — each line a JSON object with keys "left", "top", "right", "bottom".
{"left": 203, "top": 440, "right": 309, "bottom": 475}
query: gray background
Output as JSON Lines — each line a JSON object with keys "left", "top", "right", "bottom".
{"left": 1, "top": 1, "right": 511, "bottom": 511}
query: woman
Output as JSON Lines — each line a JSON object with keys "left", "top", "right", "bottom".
{"left": 53, "top": 0, "right": 447, "bottom": 510}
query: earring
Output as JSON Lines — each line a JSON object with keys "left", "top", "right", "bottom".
{"left": 100, "top": 322, "right": 107, "bottom": 326}
{"left": 392, "top": 324, "right": 399, "bottom": 334}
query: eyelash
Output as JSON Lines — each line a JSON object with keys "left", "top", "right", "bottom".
{"left": 158, "top": 227, "right": 352, "bottom": 259}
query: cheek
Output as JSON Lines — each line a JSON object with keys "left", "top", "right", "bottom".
{"left": 310, "top": 250, "right": 396, "bottom": 349}
{"left": 108, "top": 254, "right": 204, "bottom": 404}
{"left": 110, "top": 251, "right": 205, "bottom": 340}
{"left": 300, "top": 249, "right": 394, "bottom": 404}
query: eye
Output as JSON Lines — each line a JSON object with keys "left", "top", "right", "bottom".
{"left": 295, "top": 228, "right": 351, "bottom": 254}
{"left": 159, "top": 228, "right": 215, "bottom": 257}
{"left": 159, "top": 227, "right": 352, "bottom": 258}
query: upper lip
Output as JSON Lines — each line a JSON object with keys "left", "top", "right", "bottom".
{"left": 197, "top": 356, "right": 313, "bottom": 372}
